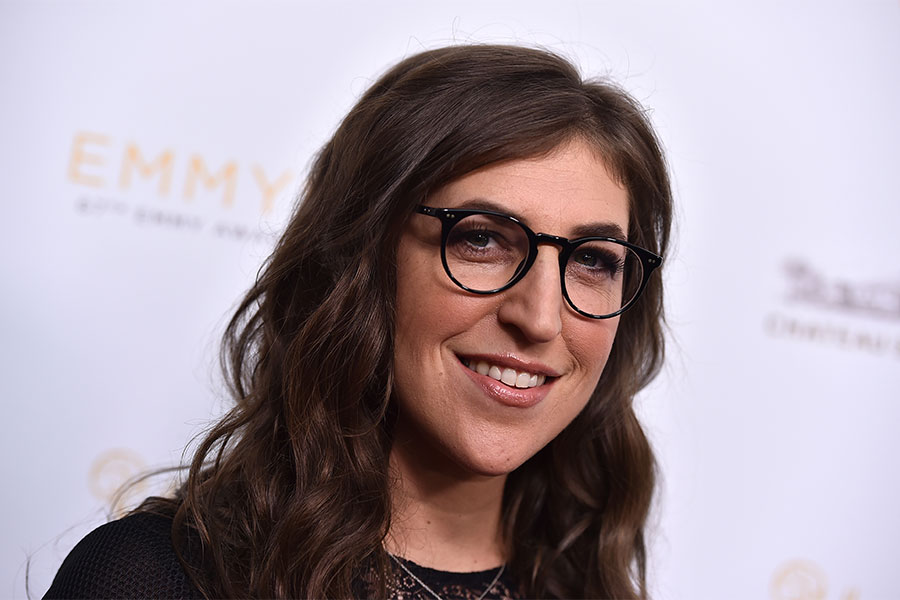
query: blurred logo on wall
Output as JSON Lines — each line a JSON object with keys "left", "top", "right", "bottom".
{"left": 770, "top": 559, "right": 859, "bottom": 600}
{"left": 764, "top": 258, "right": 900, "bottom": 359}
{"left": 66, "top": 130, "right": 297, "bottom": 242}
{"left": 88, "top": 448, "right": 148, "bottom": 517}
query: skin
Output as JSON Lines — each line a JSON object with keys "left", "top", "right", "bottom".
{"left": 387, "top": 138, "right": 630, "bottom": 572}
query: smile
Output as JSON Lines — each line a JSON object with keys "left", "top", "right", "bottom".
{"left": 460, "top": 358, "right": 548, "bottom": 389}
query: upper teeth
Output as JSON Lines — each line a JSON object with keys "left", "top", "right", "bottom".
{"left": 465, "top": 360, "right": 546, "bottom": 389}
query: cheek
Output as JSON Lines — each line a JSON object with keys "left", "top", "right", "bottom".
{"left": 565, "top": 317, "right": 620, "bottom": 383}
{"left": 392, "top": 236, "right": 467, "bottom": 396}
{"left": 393, "top": 233, "right": 495, "bottom": 368}
{"left": 394, "top": 266, "right": 458, "bottom": 365}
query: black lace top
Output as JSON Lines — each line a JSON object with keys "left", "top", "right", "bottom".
{"left": 44, "top": 512, "right": 522, "bottom": 599}
{"left": 381, "top": 556, "right": 519, "bottom": 600}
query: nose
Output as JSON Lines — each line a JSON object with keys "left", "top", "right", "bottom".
{"left": 496, "top": 246, "right": 564, "bottom": 343}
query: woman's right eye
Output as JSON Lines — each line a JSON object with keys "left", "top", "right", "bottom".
{"left": 448, "top": 226, "right": 500, "bottom": 251}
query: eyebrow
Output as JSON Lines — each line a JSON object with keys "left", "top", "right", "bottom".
{"left": 453, "top": 198, "right": 628, "bottom": 241}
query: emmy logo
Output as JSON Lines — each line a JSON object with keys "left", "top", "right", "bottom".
{"left": 67, "top": 130, "right": 295, "bottom": 214}
{"left": 771, "top": 560, "right": 827, "bottom": 600}
{"left": 771, "top": 559, "right": 860, "bottom": 600}
{"left": 88, "top": 448, "right": 147, "bottom": 517}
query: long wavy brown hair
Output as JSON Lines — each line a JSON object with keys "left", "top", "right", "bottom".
{"left": 141, "top": 44, "right": 672, "bottom": 599}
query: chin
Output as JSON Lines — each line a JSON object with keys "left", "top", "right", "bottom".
{"left": 446, "top": 438, "right": 542, "bottom": 479}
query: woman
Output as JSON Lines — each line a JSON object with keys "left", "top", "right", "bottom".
{"left": 46, "top": 44, "right": 671, "bottom": 599}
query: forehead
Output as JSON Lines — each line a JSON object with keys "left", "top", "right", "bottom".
{"left": 428, "top": 139, "right": 630, "bottom": 237}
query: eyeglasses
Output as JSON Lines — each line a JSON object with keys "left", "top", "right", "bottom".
{"left": 416, "top": 205, "right": 662, "bottom": 319}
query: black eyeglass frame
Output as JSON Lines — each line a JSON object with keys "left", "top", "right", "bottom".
{"left": 416, "top": 205, "right": 663, "bottom": 319}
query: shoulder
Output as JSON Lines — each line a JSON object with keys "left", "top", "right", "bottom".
{"left": 44, "top": 511, "right": 203, "bottom": 599}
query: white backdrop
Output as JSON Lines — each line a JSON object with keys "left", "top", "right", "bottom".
{"left": 3, "top": 1, "right": 899, "bottom": 598}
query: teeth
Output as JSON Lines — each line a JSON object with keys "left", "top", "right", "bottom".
{"left": 467, "top": 360, "right": 547, "bottom": 389}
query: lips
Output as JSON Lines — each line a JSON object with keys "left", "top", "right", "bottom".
{"left": 456, "top": 354, "right": 557, "bottom": 409}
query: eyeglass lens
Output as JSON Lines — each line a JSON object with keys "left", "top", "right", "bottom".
{"left": 444, "top": 213, "right": 644, "bottom": 317}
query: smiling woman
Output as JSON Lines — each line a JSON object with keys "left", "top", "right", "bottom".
{"left": 393, "top": 142, "right": 632, "bottom": 480}
{"left": 45, "top": 44, "right": 672, "bottom": 599}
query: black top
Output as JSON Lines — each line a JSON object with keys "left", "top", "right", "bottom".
{"left": 44, "top": 513, "right": 203, "bottom": 599}
{"left": 44, "top": 512, "right": 521, "bottom": 599}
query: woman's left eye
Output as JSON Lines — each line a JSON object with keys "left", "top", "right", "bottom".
{"left": 571, "top": 248, "right": 623, "bottom": 275}
{"left": 464, "top": 230, "right": 492, "bottom": 248}
{"left": 574, "top": 250, "right": 598, "bottom": 267}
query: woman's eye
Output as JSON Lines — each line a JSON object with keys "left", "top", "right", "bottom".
{"left": 570, "top": 247, "right": 624, "bottom": 277}
{"left": 464, "top": 231, "right": 492, "bottom": 248}
{"left": 574, "top": 251, "right": 598, "bottom": 267}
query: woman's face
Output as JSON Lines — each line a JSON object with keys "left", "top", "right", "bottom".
{"left": 392, "top": 138, "right": 629, "bottom": 478}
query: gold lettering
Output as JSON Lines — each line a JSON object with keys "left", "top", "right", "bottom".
{"left": 252, "top": 165, "right": 292, "bottom": 213}
{"left": 183, "top": 155, "right": 238, "bottom": 207}
{"left": 118, "top": 144, "right": 174, "bottom": 195}
{"left": 68, "top": 131, "right": 110, "bottom": 188}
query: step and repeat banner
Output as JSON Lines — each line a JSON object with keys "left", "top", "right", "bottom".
{"left": 3, "top": 2, "right": 898, "bottom": 598}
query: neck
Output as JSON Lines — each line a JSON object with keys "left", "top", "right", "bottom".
{"left": 386, "top": 437, "right": 507, "bottom": 572}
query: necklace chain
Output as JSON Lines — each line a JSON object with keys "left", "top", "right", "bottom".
{"left": 388, "top": 553, "right": 505, "bottom": 600}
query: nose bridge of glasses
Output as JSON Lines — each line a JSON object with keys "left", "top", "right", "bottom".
{"left": 532, "top": 232, "right": 569, "bottom": 248}
{"left": 531, "top": 232, "right": 575, "bottom": 270}
{"left": 519, "top": 233, "right": 569, "bottom": 287}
